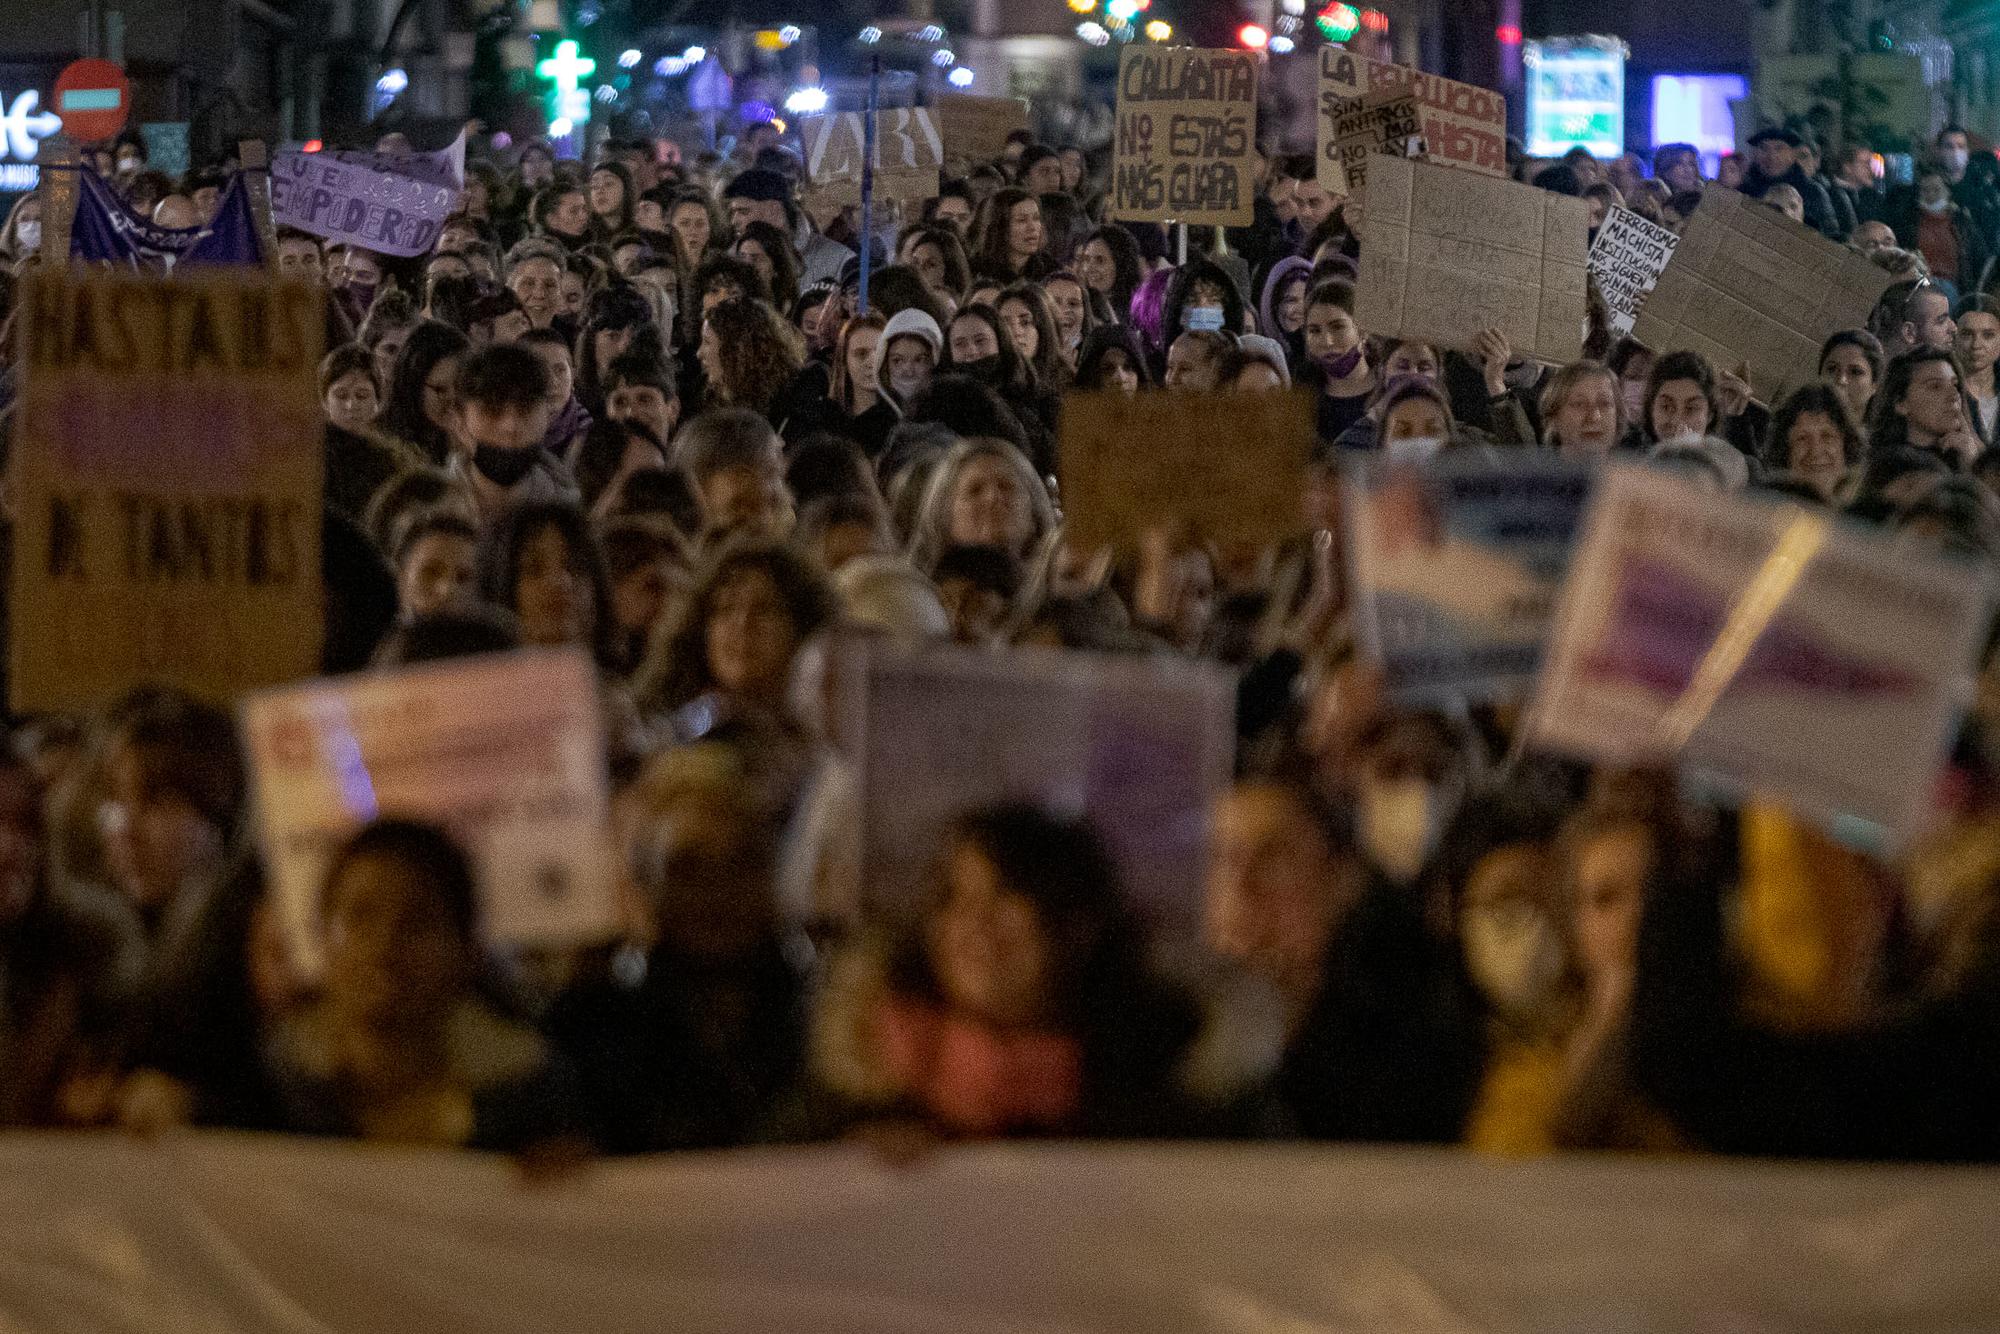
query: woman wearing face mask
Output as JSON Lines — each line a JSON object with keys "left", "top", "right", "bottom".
{"left": 1761, "top": 383, "right": 1866, "bottom": 502}
{"left": 1161, "top": 259, "right": 1248, "bottom": 348}
{"left": 476, "top": 500, "right": 624, "bottom": 671}
{"left": 998, "top": 283, "right": 1072, "bottom": 392}
{"left": 1348, "top": 710, "right": 1483, "bottom": 890}
{"left": 1331, "top": 344, "right": 1448, "bottom": 452}
{"left": 908, "top": 437, "right": 1057, "bottom": 574}
{"left": 1301, "top": 280, "right": 1377, "bottom": 442}
{"left": 968, "top": 187, "right": 1053, "bottom": 284}
{"left": 377, "top": 319, "right": 472, "bottom": 466}
{"left": 1074, "top": 326, "right": 1154, "bottom": 394}
{"left": 1893, "top": 165, "right": 1991, "bottom": 295}
{"left": 2, "top": 193, "right": 41, "bottom": 263}
{"left": 943, "top": 304, "right": 1055, "bottom": 437}
{"left": 877, "top": 308, "right": 944, "bottom": 415}
{"left": 1818, "top": 329, "right": 1885, "bottom": 425}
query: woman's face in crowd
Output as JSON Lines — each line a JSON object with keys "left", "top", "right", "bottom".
{"left": 529, "top": 343, "right": 575, "bottom": 408}
{"left": 1587, "top": 194, "right": 1611, "bottom": 230}
{"left": 1235, "top": 361, "right": 1285, "bottom": 393}
{"left": 324, "top": 370, "right": 380, "bottom": 432}
{"left": 1384, "top": 343, "right": 1438, "bottom": 381}
{"left": 933, "top": 194, "right": 974, "bottom": 232}
{"left": 1205, "top": 785, "right": 1348, "bottom": 1010}
{"left": 1164, "top": 335, "right": 1220, "bottom": 391}
{"left": 1618, "top": 353, "right": 1654, "bottom": 422}
{"left": 950, "top": 453, "right": 1032, "bottom": 552}
{"left": 1000, "top": 299, "right": 1041, "bottom": 361}
{"left": 1098, "top": 347, "right": 1140, "bottom": 393}
{"left": 1571, "top": 825, "right": 1650, "bottom": 989}
{"left": 950, "top": 315, "right": 1001, "bottom": 364}
{"left": 845, "top": 326, "right": 883, "bottom": 396}
{"left": 705, "top": 566, "right": 798, "bottom": 699}
{"left": 1650, "top": 377, "right": 1711, "bottom": 441}
{"left": 1959, "top": 311, "right": 2000, "bottom": 376}
{"left": 399, "top": 530, "right": 477, "bottom": 620}
{"left": 1459, "top": 842, "right": 1564, "bottom": 1017}
{"left": 607, "top": 381, "right": 676, "bottom": 444}
{"left": 735, "top": 236, "right": 774, "bottom": 286}
{"left": 560, "top": 269, "right": 587, "bottom": 317}
{"left": 929, "top": 842, "right": 1051, "bottom": 1029}
{"left": 422, "top": 354, "right": 460, "bottom": 433}
{"left": 324, "top": 851, "right": 470, "bottom": 1031}
{"left": 595, "top": 325, "right": 635, "bottom": 372}
{"left": 462, "top": 178, "right": 490, "bottom": 219}
{"left": 1276, "top": 278, "right": 1307, "bottom": 335}
{"left": 510, "top": 258, "right": 563, "bottom": 327}
{"left": 1384, "top": 397, "right": 1449, "bottom": 443}
{"left": 1821, "top": 343, "right": 1876, "bottom": 418}
{"left": 1900, "top": 358, "right": 1967, "bottom": 439}
{"left": 1044, "top": 279, "right": 1087, "bottom": 347}
{"left": 589, "top": 169, "right": 625, "bottom": 219}
{"left": 906, "top": 237, "right": 948, "bottom": 293}
{"left": 1007, "top": 199, "right": 1044, "bottom": 260}
{"left": 1077, "top": 238, "right": 1116, "bottom": 294}
{"left": 612, "top": 559, "right": 679, "bottom": 645}
{"left": 634, "top": 198, "right": 666, "bottom": 232}
{"left": 549, "top": 190, "right": 591, "bottom": 237}
{"left": 884, "top": 336, "right": 935, "bottom": 399}
{"left": 1553, "top": 373, "right": 1619, "bottom": 455}
{"left": 516, "top": 524, "right": 591, "bottom": 647}
{"left": 100, "top": 747, "right": 218, "bottom": 910}
{"left": 670, "top": 201, "right": 712, "bottom": 258}
{"left": 1303, "top": 302, "right": 1361, "bottom": 361}
{"left": 1787, "top": 409, "right": 1848, "bottom": 488}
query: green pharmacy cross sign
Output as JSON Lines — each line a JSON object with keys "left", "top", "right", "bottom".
{"left": 538, "top": 38, "right": 597, "bottom": 136}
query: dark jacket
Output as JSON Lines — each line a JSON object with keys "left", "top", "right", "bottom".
{"left": 1833, "top": 178, "right": 1890, "bottom": 228}
{"left": 1814, "top": 170, "right": 1858, "bottom": 238}
{"left": 1891, "top": 199, "right": 1994, "bottom": 295}
{"left": 1742, "top": 162, "right": 1842, "bottom": 240}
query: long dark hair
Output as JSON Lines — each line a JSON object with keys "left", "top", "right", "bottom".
{"left": 1867, "top": 345, "right": 1969, "bottom": 453}
{"left": 588, "top": 161, "right": 637, "bottom": 239}
{"left": 633, "top": 538, "right": 835, "bottom": 716}
{"left": 575, "top": 284, "right": 659, "bottom": 415}
{"left": 474, "top": 499, "right": 622, "bottom": 671}
{"left": 1160, "top": 258, "right": 1247, "bottom": 345}
{"left": 969, "top": 186, "right": 1044, "bottom": 281}
{"left": 1763, "top": 382, "right": 1866, "bottom": 475}
{"left": 997, "top": 282, "right": 1069, "bottom": 391}
{"left": 1074, "top": 325, "right": 1155, "bottom": 391}
{"left": 1080, "top": 225, "right": 1144, "bottom": 320}
{"left": 736, "top": 219, "right": 802, "bottom": 310}
{"left": 899, "top": 224, "right": 974, "bottom": 300}
{"left": 945, "top": 301, "right": 1038, "bottom": 398}
{"left": 378, "top": 319, "right": 470, "bottom": 465}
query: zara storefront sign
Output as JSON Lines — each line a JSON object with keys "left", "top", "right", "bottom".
{"left": 0, "top": 87, "right": 61, "bottom": 192}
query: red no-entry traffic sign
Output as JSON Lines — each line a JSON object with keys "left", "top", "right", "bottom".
{"left": 53, "top": 59, "right": 130, "bottom": 143}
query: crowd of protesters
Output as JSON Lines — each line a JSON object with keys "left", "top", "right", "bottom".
{"left": 0, "top": 108, "right": 1995, "bottom": 1167}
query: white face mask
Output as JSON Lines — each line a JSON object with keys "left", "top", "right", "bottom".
{"left": 1663, "top": 426, "right": 1704, "bottom": 446}
{"left": 14, "top": 220, "right": 39, "bottom": 254}
{"left": 116, "top": 156, "right": 141, "bottom": 175}
{"left": 1185, "top": 304, "right": 1225, "bottom": 332}
{"left": 1943, "top": 148, "right": 1971, "bottom": 175}
{"left": 1463, "top": 903, "right": 1564, "bottom": 1017}
{"left": 1920, "top": 193, "right": 1951, "bottom": 215}
{"left": 1385, "top": 435, "right": 1444, "bottom": 466}
{"left": 1359, "top": 778, "right": 1444, "bottom": 884}
{"left": 889, "top": 368, "right": 930, "bottom": 400}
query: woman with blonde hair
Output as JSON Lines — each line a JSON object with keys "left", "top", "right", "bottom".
{"left": 907, "top": 436, "right": 1057, "bottom": 575}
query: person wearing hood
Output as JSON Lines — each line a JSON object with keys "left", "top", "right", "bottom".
{"left": 877, "top": 307, "right": 945, "bottom": 419}
{"left": 1891, "top": 164, "right": 1993, "bottom": 298}
{"left": 1258, "top": 256, "right": 1313, "bottom": 370}
{"left": 1742, "top": 128, "right": 1841, "bottom": 241}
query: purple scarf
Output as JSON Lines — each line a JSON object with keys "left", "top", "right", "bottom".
{"left": 543, "top": 396, "right": 592, "bottom": 454}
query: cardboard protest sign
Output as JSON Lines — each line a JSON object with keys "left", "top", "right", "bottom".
{"left": 1325, "top": 88, "right": 1424, "bottom": 196}
{"left": 838, "top": 639, "right": 1236, "bottom": 929}
{"left": 799, "top": 109, "right": 944, "bottom": 206}
{"left": 270, "top": 147, "right": 462, "bottom": 257}
{"left": 9, "top": 270, "right": 323, "bottom": 713}
{"left": 242, "top": 648, "right": 619, "bottom": 973}
{"left": 1588, "top": 205, "right": 1681, "bottom": 338}
{"left": 1632, "top": 187, "right": 1893, "bottom": 404}
{"left": 1111, "top": 47, "right": 1258, "bottom": 226}
{"left": 1347, "top": 456, "right": 1593, "bottom": 703}
{"left": 1527, "top": 466, "right": 1989, "bottom": 845}
{"left": 936, "top": 92, "right": 1030, "bottom": 169}
{"left": 1059, "top": 389, "right": 1314, "bottom": 555}
{"left": 1356, "top": 154, "right": 1589, "bottom": 363}
{"left": 1318, "top": 47, "right": 1506, "bottom": 193}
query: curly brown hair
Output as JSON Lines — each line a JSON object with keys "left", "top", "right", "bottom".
{"left": 703, "top": 297, "right": 805, "bottom": 417}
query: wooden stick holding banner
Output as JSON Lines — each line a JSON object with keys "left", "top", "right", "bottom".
{"left": 858, "top": 56, "right": 879, "bottom": 316}
{"left": 1177, "top": 221, "right": 1187, "bottom": 266}
{"left": 35, "top": 135, "right": 78, "bottom": 267}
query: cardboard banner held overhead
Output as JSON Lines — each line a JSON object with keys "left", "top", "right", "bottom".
{"left": 936, "top": 92, "right": 1030, "bottom": 169}
{"left": 243, "top": 648, "right": 620, "bottom": 976}
{"left": 1356, "top": 154, "right": 1590, "bottom": 363}
{"left": 1059, "top": 389, "right": 1313, "bottom": 555}
{"left": 1347, "top": 456, "right": 1594, "bottom": 704}
{"left": 1527, "top": 465, "right": 1988, "bottom": 847}
{"left": 1111, "top": 46, "right": 1258, "bottom": 226}
{"left": 1318, "top": 47, "right": 1506, "bottom": 193}
{"left": 10, "top": 270, "right": 323, "bottom": 713}
{"left": 800, "top": 108, "right": 944, "bottom": 206}
{"left": 269, "top": 140, "right": 464, "bottom": 257}
{"left": 1589, "top": 205, "right": 1681, "bottom": 338}
{"left": 1326, "top": 88, "right": 1425, "bottom": 196}
{"left": 1632, "top": 187, "right": 1893, "bottom": 404}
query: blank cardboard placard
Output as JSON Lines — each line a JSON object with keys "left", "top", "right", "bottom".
{"left": 1356, "top": 155, "right": 1589, "bottom": 363}
{"left": 1059, "top": 389, "right": 1313, "bottom": 554}
{"left": 10, "top": 269, "right": 324, "bottom": 713}
{"left": 1318, "top": 47, "right": 1506, "bottom": 194}
{"left": 1632, "top": 188, "right": 1893, "bottom": 404}
{"left": 1110, "top": 47, "right": 1258, "bottom": 226}
{"left": 936, "top": 92, "right": 1029, "bottom": 169}
{"left": 800, "top": 109, "right": 943, "bottom": 205}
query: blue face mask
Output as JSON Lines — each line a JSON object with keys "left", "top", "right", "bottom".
{"left": 1184, "top": 304, "right": 1225, "bottom": 333}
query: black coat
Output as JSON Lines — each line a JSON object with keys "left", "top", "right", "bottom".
{"left": 1743, "top": 163, "right": 1842, "bottom": 240}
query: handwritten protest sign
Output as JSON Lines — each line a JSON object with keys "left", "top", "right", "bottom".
{"left": 800, "top": 109, "right": 944, "bottom": 206}
{"left": 270, "top": 135, "right": 464, "bottom": 257}
{"left": 1059, "top": 390, "right": 1313, "bottom": 555}
{"left": 1325, "top": 89, "right": 1424, "bottom": 195}
{"left": 1111, "top": 47, "right": 1258, "bottom": 226}
{"left": 243, "top": 649, "right": 619, "bottom": 973}
{"left": 1527, "top": 466, "right": 1988, "bottom": 845}
{"left": 1589, "top": 205, "right": 1681, "bottom": 337}
{"left": 1356, "top": 155, "right": 1589, "bottom": 362}
{"left": 9, "top": 270, "right": 324, "bottom": 713}
{"left": 1632, "top": 188, "right": 1893, "bottom": 404}
{"left": 936, "top": 92, "right": 1030, "bottom": 170}
{"left": 837, "top": 639, "right": 1235, "bottom": 929}
{"left": 1347, "top": 456, "right": 1593, "bottom": 703}
{"left": 1318, "top": 47, "right": 1506, "bottom": 193}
